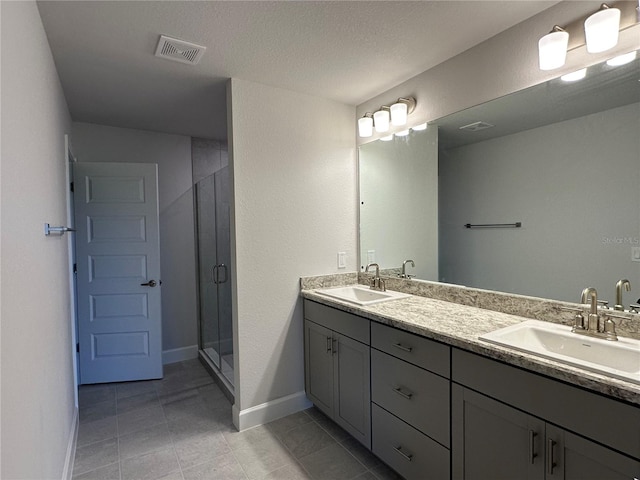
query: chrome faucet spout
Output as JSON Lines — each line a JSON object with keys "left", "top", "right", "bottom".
{"left": 401, "top": 259, "right": 415, "bottom": 278}
{"left": 581, "top": 287, "right": 598, "bottom": 315}
{"left": 365, "top": 263, "right": 385, "bottom": 291}
{"left": 614, "top": 279, "right": 631, "bottom": 311}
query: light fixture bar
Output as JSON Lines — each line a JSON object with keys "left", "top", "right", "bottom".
{"left": 358, "top": 97, "right": 417, "bottom": 137}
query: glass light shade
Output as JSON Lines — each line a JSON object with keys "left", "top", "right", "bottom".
{"left": 373, "top": 110, "right": 390, "bottom": 133}
{"left": 390, "top": 102, "right": 408, "bottom": 126}
{"left": 561, "top": 68, "right": 587, "bottom": 82}
{"left": 358, "top": 116, "right": 373, "bottom": 137}
{"left": 606, "top": 51, "right": 637, "bottom": 66}
{"left": 584, "top": 7, "right": 620, "bottom": 53}
{"left": 412, "top": 123, "right": 427, "bottom": 131}
{"left": 395, "top": 129, "right": 410, "bottom": 137}
{"left": 538, "top": 30, "right": 569, "bottom": 70}
{"left": 380, "top": 134, "right": 394, "bottom": 142}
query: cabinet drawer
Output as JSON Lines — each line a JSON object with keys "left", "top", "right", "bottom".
{"left": 371, "top": 349, "right": 449, "bottom": 447}
{"left": 304, "top": 300, "right": 369, "bottom": 344}
{"left": 372, "top": 403, "right": 450, "bottom": 480}
{"left": 371, "top": 321, "right": 449, "bottom": 377}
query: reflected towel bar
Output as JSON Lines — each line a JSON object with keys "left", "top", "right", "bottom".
{"left": 465, "top": 222, "right": 522, "bottom": 229}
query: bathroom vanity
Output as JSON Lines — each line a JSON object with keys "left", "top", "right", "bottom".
{"left": 301, "top": 284, "right": 640, "bottom": 479}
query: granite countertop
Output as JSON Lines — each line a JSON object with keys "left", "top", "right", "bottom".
{"left": 301, "top": 288, "right": 640, "bottom": 406}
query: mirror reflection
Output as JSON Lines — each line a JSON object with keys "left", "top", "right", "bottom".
{"left": 359, "top": 55, "right": 640, "bottom": 304}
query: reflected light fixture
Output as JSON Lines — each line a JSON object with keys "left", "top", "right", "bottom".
{"left": 380, "top": 134, "right": 394, "bottom": 142}
{"left": 584, "top": 4, "right": 621, "bottom": 53}
{"left": 373, "top": 109, "right": 390, "bottom": 133}
{"left": 412, "top": 123, "right": 428, "bottom": 131}
{"left": 561, "top": 68, "right": 587, "bottom": 82}
{"left": 606, "top": 50, "right": 637, "bottom": 66}
{"left": 538, "top": 26, "right": 569, "bottom": 70}
{"left": 358, "top": 114, "right": 373, "bottom": 138}
{"left": 395, "top": 129, "right": 410, "bottom": 137}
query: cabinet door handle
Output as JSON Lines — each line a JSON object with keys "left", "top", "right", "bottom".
{"left": 326, "top": 336, "right": 332, "bottom": 353}
{"left": 393, "top": 342, "right": 413, "bottom": 353}
{"left": 332, "top": 338, "right": 337, "bottom": 355}
{"left": 529, "top": 430, "right": 538, "bottom": 464}
{"left": 393, "top": 446, "right": 413, "bottom": 462}
{"left": 392, "top": 386, "right": 413, "bottom": 400}
{"left": 546, "top": 438, "right": 556, "bottom": 475}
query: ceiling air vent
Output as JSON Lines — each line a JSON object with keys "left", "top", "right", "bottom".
{"left": 459, "top": 121, "right": 495, "bottom": 132}
{"left": 155, "top": 35, "right": 206, "bottom": 65}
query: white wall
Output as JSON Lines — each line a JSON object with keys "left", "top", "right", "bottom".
{"left": 356, "top": 1, "right": 640, "bottom": 143}
{"left": 228, "top": 78, "right": 356, "bottom": 429}
{"left": 440, "top": 103, "right": 640, "bottom": 303}
{"left": 1, "top": 2, "right": 76, "bottom": 478}
{"left": 71, "top": 123, "right": 198, "bottom": 355}
{"left": 359, "top": 127, "right": 438, "bottom": 279}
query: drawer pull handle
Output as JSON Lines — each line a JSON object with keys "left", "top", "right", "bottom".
{"left": 393, "top": 446, "right": 413, "bottom": 462}
{"left": 392, "top": 387, "right": 413, "bottom": 400}
{"left": 393, "top": 342, "right": 413, "bottom": 353}
{"left": 326, "top": 336, "right": 332, "bottom": 353}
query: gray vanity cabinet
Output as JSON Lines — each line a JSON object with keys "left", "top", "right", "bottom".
{"left": 452, "top": 349, "right": 640, "bottom": 479}
{"left": 370, "top": 322, "right": 451, "bottom": 479}
{"left": 303, "top": 300, "right": 371, "bottom": 448}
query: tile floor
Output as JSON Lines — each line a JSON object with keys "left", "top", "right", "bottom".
{"left": 73, "top": 359, "right": 401, "bottom": 480}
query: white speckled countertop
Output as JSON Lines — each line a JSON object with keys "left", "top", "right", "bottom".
{"left": 301, "top": 288, "right": 640, "bottom": 406}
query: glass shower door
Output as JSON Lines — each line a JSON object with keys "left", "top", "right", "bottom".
{"left": 196, "top": 167, "right": 233, "bottom": 386}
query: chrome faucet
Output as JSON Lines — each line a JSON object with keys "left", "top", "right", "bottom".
{"left": 572, "top": 287, "right": 617, "bottom": 341}
{"left": 614, "top": 279, "right": 631, "bottom": 311}
{"left": 400, "top": 259, "right": 415, "bottom": 279}
{"left": 365, "top": 263, "right": 386, "bottom": 291}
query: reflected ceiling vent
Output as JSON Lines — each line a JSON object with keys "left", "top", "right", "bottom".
{"left": 155, "top": 35, "right": 206, "bottom": 65}
{"left": 459, "top": 121, "right": 495, "bottom": 132}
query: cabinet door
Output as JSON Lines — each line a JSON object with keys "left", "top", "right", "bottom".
{"left": 452, "top": 385, "right": 545, "bottom": 480}
{"left": 546, "top": 424, "right": 640, "bottom": 479}
{"left": 304, "top": 320, "right": 334, "bottom": 417}
{"left": 334, "top": 332, "right": 371, "bottom": 449}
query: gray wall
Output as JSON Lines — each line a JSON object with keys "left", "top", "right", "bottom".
{"left": 71, "top": 122, "right": 198, "bottom": 354}
{"left": 440, "top": 103, "right": 640, "bottom": 303}
{"left": 228, "top": 78, "right": 356, "bottom": 429}
{"left": 1, "top": 2, "right": 76, "bottom": 478}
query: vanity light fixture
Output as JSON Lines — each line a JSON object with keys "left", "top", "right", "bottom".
{"left": 373, "top": 109, "right": 390, "bottom": 133}
{"left": 395, "top": 129, "right": 410, "bottom": 137}
{"left": 561, "top": 68, "right": 587, "bottom": 82}
{"left": 606, "top": 50, "right": 637, "bottom": 66}
{"left": 538, "top": 26, "right": 569, "bottom": 70}
{"left": 412, "top": 123, "right": 428, "bottom": 131}
{"left": 358, "top": 114, "right": 373, "bottom": 138}
{"left": 584, "top": 4, "right": 621, "bottom": 53}
{"left": 380, "top": 134, "right": 394, "bottom": 141}
{"left": 358, "top": 97, "right": 417, "bottom": 137}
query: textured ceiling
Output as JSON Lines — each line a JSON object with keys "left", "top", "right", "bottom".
{"left": 37, "top": 1, "right": 559, "bottom": 140}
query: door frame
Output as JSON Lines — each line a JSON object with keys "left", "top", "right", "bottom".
{"left": 65, "top": 134, "right": 79, "bottom": 408}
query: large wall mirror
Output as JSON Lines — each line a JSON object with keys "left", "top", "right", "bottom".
{"left": 359, "top": 55, "right": 640, "bottom": 304}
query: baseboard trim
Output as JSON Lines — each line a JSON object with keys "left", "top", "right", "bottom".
{"left": 234, "top": 391, "right": 312, "bottom": 431}
{"left": 162, "top": 345, "right": 198, "bottom": 364}
{"left": 62, "top": 407, "right": 79, "bottom": 480}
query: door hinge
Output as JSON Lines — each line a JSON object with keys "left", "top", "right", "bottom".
{"left": 70, "top": 182, "right": 74, "bottom": 192}
{"left": 76, "top": 343, "right": 79, "bottom": 353}
{"left": 73, "top": 263, "right": 77, "bottom": 274}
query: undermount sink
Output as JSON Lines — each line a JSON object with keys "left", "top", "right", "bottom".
{"left": 480, "top": 320, "right": 640, "bottom": 385}
{"left": 315, "top": 285, "right": 411, "bottom": 306}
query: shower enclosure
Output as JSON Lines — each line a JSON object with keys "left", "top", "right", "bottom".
{"left": 195, "top": 166, "right": 233, "bottom": 388}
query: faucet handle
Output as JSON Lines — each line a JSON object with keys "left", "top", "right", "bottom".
{"left": 597, "top": 300, "right": 609, "bottom": 310}
{"left": 630, "top": 304, "right": 640, "bottom": 314}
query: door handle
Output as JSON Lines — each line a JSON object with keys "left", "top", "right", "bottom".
{"left": 211, "top": 265, "right": 218, "bottom": 284}
{"left": 218, "top": 263, "right": 228, "bottom": 284}
{"left": 140, "top": 280, "right": 157, "bottom": 287}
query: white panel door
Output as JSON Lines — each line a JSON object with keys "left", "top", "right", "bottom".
{"left": 74, "top": 162, "right": 162, "bottom": 384}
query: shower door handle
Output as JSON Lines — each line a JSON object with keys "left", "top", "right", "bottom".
{"left": 211, "top": 265, "right": 218, "bottom": 284}
{"left": 218, "top": 264, "right": 228, "bottom": 284}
